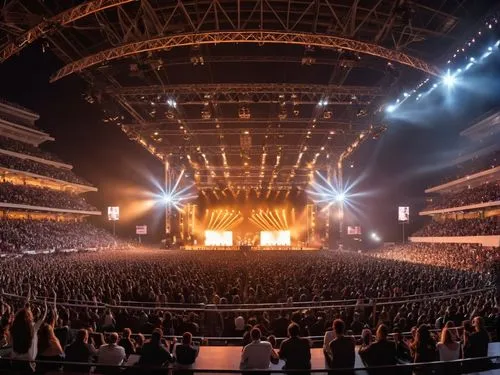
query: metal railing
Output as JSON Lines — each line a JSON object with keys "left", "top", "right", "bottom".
{"left": 0, "top": 355, "right": 498, "bottom": 374}
{"left": 2, "top": 286, "right": 493, "bottom": 313}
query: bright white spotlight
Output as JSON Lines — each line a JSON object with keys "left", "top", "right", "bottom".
{"left": 336, "top": 193, "right": 345, "bottom": 202}
{"left": 159, "top": 169, "right": 197, "bottom": 211}
{"left": 442, "top": 71, "right": 456, "bottom": 87}
{"left": 385, "top": 104, "right": 397, "bottom": 113}
{"left": 370, "top": 232, "right": 381, "bottom": 242}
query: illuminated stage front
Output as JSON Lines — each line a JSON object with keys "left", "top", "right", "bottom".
{"left": 176, "top": 202, "right": 326, "bottom": 251}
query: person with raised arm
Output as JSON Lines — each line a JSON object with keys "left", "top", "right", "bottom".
{"left": 9, "top": 284, "right": 48, "bottom": 372}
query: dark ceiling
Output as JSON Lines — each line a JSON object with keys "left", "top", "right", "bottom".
{"left": 0, "top": 0, "right": 496, "bottom": 192}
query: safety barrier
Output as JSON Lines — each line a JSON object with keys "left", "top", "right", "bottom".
{"left": 0, "top": 355, "right": 498, "bottom": 374}
{"left": 3, "top": 284, "right": 483, "bottom": 309}
{"left": 1, "top": 286, "right": 494, "bottom": 316}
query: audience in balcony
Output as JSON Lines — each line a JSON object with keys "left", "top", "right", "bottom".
{"left": 0, "top": 154, "right": 90, "bottom": 185}
{"left": 413, "top": 217, "right": 499, "bottom": 237}
{"left": 426, "top": 182, "right": 500, "bottom": 210}
{"left": 0, "top": 181, "right": 97, "bottom": 211}
{"left": 438, "top": 150, "right": 500, "bottom": 185}
{"left": 0, "top": 136, "right": 63, "bottom": 163}
{"left": 0, "top": 219, "right": 117, "bottom": 253}
{"left": 370, "top": 243, "right": 498, "bottom": 271}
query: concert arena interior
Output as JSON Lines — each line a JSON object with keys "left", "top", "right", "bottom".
{"left": 0, "top": 0, "right": 500, "bottom": 374}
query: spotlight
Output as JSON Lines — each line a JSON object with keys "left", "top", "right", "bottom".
{"left": 385, "top": 104, "right": 397, "bottom": 113}
{"left": 336, "top": 193, "right": 345, "bottom": 202}
{"left": 164, "top": 195, "right": 172, "bottom": 204}
{"left": 442, "top": 71, "right": 456, "bottom": 87}
{"left": 370, "top": 232, "right": 381, "bottom": 242}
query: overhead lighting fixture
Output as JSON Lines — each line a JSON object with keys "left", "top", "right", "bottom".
{"left": 385, "top": 104, "right": 397, "bottom": 113}
{"left": 442, "top": 70, "right": 456, "bottom": 87}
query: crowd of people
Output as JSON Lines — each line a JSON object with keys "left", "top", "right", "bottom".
{"left": 438, "top": 150, "right": 500, "bottom": 185}
{"left": 413, "top": 216, "right": 500, "bottom": 237}
{"left": 0, "top": 182, "right": 97, "bottom": 211}
{"left": 0, "top": 219, "right": 117, "bottom": 253}
{"left": 0, "top": 250, "right": 494, "bottom": 335}
{"left": 369, "top": 243, "right": 498, "bottom": 272}
{"left": 0, "top": 248, "right": 495, "bottom": 373}
{"left": 327, "top": 317, "right": 491, "bottom": 374}
{"left": 0, "top": 136, "right": 63, "bottom": 163}
{"left": 426, "top": 182, "right": 500, "bottom": 210}
{"left": 0, "top": 154, "right": 90, "bottom": 186}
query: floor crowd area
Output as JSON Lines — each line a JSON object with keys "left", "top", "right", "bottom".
{"left": 0, "top": 248, "right": 498, "bottom": 374}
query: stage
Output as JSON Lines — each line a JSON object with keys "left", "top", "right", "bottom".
{"left": 180, "top": 245, "right": 320, "bottom": 251}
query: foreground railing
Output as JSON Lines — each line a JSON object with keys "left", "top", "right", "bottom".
{"left": 0, "top": 356, "right": 498, "bottom": 374}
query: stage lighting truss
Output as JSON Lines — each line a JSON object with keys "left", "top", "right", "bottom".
{"left": 0, "top": 0, "right": 473, "bottom": 192}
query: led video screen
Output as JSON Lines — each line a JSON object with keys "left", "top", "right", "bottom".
{"left": 204, "top": 230, "right": 233, "bottom": 246}
{"left": 260, "top": 230, "right": 291, "bottom": 246}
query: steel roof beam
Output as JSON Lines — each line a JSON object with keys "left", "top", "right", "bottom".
{"left": 50, "top": 30, "right": 440, "bottom": 82}
{"left": 160, "top": 144, "right": 342, "bottom": 153}
{"left": 144, "top": 127, "right": 368, "bottom": 136}
{"left": 0, "top": 0, "right": 135, "bottom": 63}
{"left": 106, "top": 83, "right": 382, "bottom": 96}
{"left": 127, "top": 118, "right": 371, "bottom": 127}
{"left": 124, "top": 55, "right": 384, "bottom": 68}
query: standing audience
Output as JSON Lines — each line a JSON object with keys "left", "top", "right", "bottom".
{"left": 279, "top": 323, "right": 311, "bottom": 373}
{"left": 327, "top": 319, "right": 355, "bottom": 373}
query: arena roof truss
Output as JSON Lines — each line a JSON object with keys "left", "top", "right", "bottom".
{"left": 0, "top": 0, "right": 493, "bottom": 190}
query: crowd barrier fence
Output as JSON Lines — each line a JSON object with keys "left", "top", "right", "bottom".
{"left": 2, "top": 284, "right": 485, "bottom": 309}
{"left": 0, "top": 355, "right": 498, "bottom": 374}
{"left": 1, "top": 286, "right": 494, "bottom": 314}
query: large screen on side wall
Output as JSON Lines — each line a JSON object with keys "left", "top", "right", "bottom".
{"left": 260, "top": 231, "right": 291, "bottom": 246}
{"left": 204, "top": 231, "right": 233, "bottom": 246}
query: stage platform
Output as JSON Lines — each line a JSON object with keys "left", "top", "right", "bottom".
{"left": 181, "top": 246, "right": 319, "bottom": 251}
{"left": 186, "top": 344, "right": 500, "bottom": 374}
